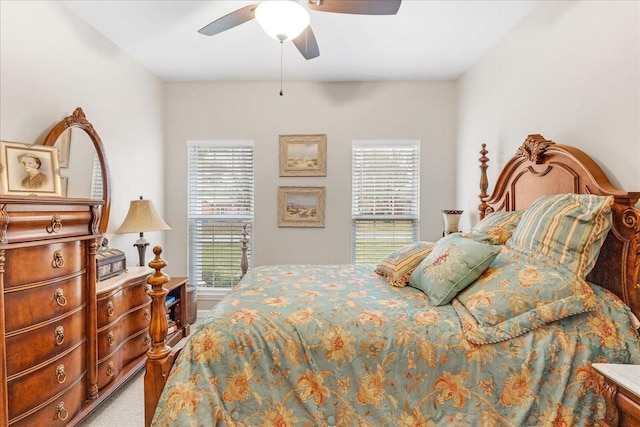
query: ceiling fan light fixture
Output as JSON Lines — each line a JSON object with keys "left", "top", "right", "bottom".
{"left": 255, "top": 1, "right": 310, "bottom": 42}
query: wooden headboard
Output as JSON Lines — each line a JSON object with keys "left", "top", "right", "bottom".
{"left": 478, "top": 134, "right": 640, "bottom": 319}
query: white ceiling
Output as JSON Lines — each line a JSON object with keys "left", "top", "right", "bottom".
{"left": 62, "top": 0, "right": 539, "bottom": 83}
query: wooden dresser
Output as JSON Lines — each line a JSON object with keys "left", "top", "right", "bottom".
{"left": 96, "top": 268, "right": 151, "bottom": 394}
{"left": 0, "top": 107, "right": 175, "bottom": 425}
{"left": 0, "top": 197, "right": 101, "bottom": 426}
{"left": 593, "top": 363, "right": 640, "bottom": 427}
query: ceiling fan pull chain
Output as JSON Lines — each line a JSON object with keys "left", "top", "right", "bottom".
{"left": 280, "top": 40, "right": 284, "bottom": 96}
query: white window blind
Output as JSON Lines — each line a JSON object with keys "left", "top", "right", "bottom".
{"left": 187, "top": 141, "right": 254, "bottom": 288}
{"left": 351, "top": 140, "right": 420, "bottom": 264}
{"left": 90, "top": 154, "right": 103, "bottom": 200}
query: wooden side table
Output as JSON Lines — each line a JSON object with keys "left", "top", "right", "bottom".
{"left": 592, "top": 363, "right": 640, "bottom": 427}
{"left": 164, "top": 277, "right": 191, "bottom": 347}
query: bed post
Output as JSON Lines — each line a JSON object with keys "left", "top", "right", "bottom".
{"left": 240, "top": 222, "right": 249, "bottom": 278}
{"left": 478, "top": 143, "right": 489, "bottom": 220}
{"left": 144, "top": 246, "right": 172, "bottom": 427}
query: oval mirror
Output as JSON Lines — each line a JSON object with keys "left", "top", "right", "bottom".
{"left": 42, "top": 107, "right": 111, "bottom": 234}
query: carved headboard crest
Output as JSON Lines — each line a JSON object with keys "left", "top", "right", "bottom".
{"left": 515, "top": 134, "right": 554, "bottom": 164}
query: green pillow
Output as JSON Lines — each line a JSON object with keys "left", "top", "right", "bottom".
{"left": 468, "top": 210, "right": 523, "bottom": 245}
{"left": 472, "top": 210, "right": 523, "bottom": 233}
{"left": 409, "top": 234, "right": 501, "bottom": 306}
{"left": 453, "top": 249, "right": 597, "bottom": 344}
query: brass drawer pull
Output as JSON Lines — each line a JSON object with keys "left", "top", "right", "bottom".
{"left": 55, "top": 402, "right": 69, "bottom": 421}
{"left": 108, "top": 331, "right": 115, "bottom": 347}
{"left": 47, "top": 215, "right": 63, "bottom": 234}
{"left": 106, "top": 361, "right": 115, "bottom": 377}
{"left": 55, "top": 364, "right": 67, "bottom": 384}
{"left": 107, "top": 300, "right": 114, "bottom": 316}
{"left": 54, "top": 325, "right": 65, "bottom": 345}
{"left": 51, "top": 250, "right": 65, "bottom": 269}
{"left": 144, "top": 309, "right": 150, "bottom": 321}
{"left": 144, "top": 336, "right": 150, "bottom": 348}
{"left": 54, "top": 288, "right": 67, "bottom": 306}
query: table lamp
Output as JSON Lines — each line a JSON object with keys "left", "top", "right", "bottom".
{"left": 115, "top": 196, "right": 170, "bottom": 266}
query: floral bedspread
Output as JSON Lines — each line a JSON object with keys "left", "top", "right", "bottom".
{"left": 152, "top": 265, "right": 640, "bottom": 426}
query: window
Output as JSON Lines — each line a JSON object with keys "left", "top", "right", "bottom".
{"left": 351, "top": 140, "right": 420, "bottom": 264}
{"left": 187, "top": 141, "right": 254, "bottom": 288}
{"left": 90, "top": 154, "right": 103, "bottom": 200}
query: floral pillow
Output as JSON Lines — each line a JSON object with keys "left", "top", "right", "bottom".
{"left": 453, "top": 249, "right": 597, "bottom": 344}
{"left": 472, "top": 210, "right": 523, "bottom": 234}
{"left": 375, "top": 241, "right": 436, "bottom": 287}
{"left": 408, "top": 233, "right": 501, "bottom": 306}
{"left": 465, "top": 210, "right": 524, "bottom": 245}
{"left": 507, "top": 193, "right": 613, "bottom": 278}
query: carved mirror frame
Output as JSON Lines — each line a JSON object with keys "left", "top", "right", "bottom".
{"left": 42, "top": 107, "right": 111, "bottom": 234}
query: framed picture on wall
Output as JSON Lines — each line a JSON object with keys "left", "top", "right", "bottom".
{"left": 279, "top": 134, "right": 327, "bottom": 177}
{"left": 277, "top": 186, "right": 326, "bottom": 228}
{"left": 0, "top": 141, "right": 62, "bottom": 196}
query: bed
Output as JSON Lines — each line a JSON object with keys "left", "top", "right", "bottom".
{"left": 144, "top": 134, "right": 640, "bottom": 426}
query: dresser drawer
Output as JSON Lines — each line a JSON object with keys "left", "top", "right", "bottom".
{"left": 9, "top": 374, "right": 86, "bottom": 427}
{"left": 97, "top": 277, "right": 150, "bottom": 327}
{"left": 3, "top": 208, "right": 92, "bottom": 244}
{"left": 97, "top": 330, "right": 150, "bottom": 390}
{"left": 7, "top": 343, "right": 86, "bottom": 420}
{"left": 4, "top": 274, "right": 86, "bottom": 333}
{"left": 98, "top": 303, "right": 151, "bottom": 358}
{"left": 5, "top": 308, "right": 86, "bottom": 376}
{"left": 4, "top": 241, "right": 86, "bottom": 288}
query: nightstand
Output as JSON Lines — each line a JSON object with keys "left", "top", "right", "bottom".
{"left": 164, "top": 276, "right": 191, "bottom": 347}
{"left": 592, "top": 363, "right": 640, "bottom": 426}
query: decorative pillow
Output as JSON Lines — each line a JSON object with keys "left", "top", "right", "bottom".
{"left": 453, "top": 249, "right": 597, "bottom": 344}
{"left": 461, "top": 229, "right": 513, "bottom": 246}
{"left": 507, "top": 193, "right": 613, "bottom": 277}
{"left": 408, "top": 233, "right": 501, "bottom": 306}
{"left": 467, "top": 210, "right": 523, "bottom": 245}
{"left": 375, "top": 241, "right": 436, "bottom": 287}
{"left": 472, "top": 210, "right": 523, "bottom": 234}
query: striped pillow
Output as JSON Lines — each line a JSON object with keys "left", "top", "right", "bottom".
{"left": 507, "top": 193, "right": 613, "bottom": 277}
{"left": 376, "top": 241, "right": 436, "bottom": 287}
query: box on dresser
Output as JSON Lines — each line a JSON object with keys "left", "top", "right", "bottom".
{"left": 95, "top": 248, "right": 126, "bottom": 281}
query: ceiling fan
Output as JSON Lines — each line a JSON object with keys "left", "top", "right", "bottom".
{"left": 198, "top": 0, "right": 402, "bottom": 60}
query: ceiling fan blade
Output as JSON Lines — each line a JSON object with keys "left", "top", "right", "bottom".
{"left": 198, "top": 4, "right": 259, "bottom": 36}
{"left": 307, "top": 0, "right": 401, "bottom": 15}
{"left": 293, "top": 26, "right": 320, "bottom": 60}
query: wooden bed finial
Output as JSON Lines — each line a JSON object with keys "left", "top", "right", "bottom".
{"left": 144, "top": 246, "right": 172, "bottom": 426}
{"left": 478, "top": 143, "right": 489, "bottom": 220}
{"left": 240, "top": 222, "right": 250, "bottom": 278}
{"left": 146, "top": 246, "right": 170, "bottom": 359}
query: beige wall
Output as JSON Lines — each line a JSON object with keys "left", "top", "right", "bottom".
{"left": 456, "top": 0, "right": 640, "bottom": 229}
{"left": 0, "top": 1, "right": 166, "bottom": 266}
{"left": 2, "top": 0, "right": 637, "bottom": 280}
{"left": 163, "top": 81, "right": 458, "bottom": 274}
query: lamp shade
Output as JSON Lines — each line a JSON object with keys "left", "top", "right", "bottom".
{"left": 255, "top": 0, "right": 310, "bottom": 41}
{"left": 115, "top": 197, "right": 170, "bottom": 234}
